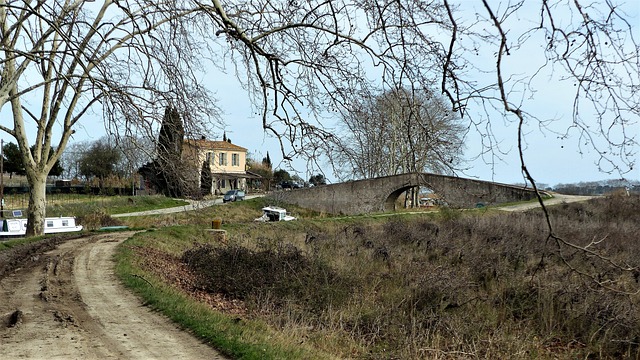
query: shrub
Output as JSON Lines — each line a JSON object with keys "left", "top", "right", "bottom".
{"left": 182, "top": 243, "right": 352, "bottom": 314}
{"left": 75, "top": 209, "right": 123, "bottom": 230}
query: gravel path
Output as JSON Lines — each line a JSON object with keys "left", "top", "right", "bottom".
{"left": 496, "top": 193, "right": 596, "bottom": 212}
{"left": 0, "top": 232, "right": 227, "bottom": 359}
{"left": 112, "top": 195, "right": 263, "bottom": 218}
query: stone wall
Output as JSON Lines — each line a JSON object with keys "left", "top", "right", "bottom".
{"left": 271, "top": 172, "right": 541, "bottom": 215}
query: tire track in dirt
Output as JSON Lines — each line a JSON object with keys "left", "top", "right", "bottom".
{"left": 0, "top": 232, "right": 226, "bottom": 359}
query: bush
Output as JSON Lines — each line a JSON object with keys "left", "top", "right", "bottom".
{"left": 182, "top": 243, "right": 352, "bottom": 313}
{"left": 76, "top": 209, "right": 123, "bottom": 230}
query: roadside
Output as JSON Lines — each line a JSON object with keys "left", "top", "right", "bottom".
{"left": 112, "top": 194, "right": 264, "bottom": 218}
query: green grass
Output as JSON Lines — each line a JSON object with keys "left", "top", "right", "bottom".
{"left": 0, "top": 235, "right": 46, "bottom": 251}
{"left": 0, "top": 194, "right": 188, "bottom": 249}
{"left": 117, "top": 196, "right": 322, "bottom": 229}
{"left": 45, "top": 195, "right": 188, "bottom": 216}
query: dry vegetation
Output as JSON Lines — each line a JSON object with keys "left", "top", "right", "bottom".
{"left": 132, "top": 195, "right": 640, "bottom": 359}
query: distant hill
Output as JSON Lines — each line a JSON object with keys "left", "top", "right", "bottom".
{"left": 552, "top": 179, "right": 639, "bottom": 195}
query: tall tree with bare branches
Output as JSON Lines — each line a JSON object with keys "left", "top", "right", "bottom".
{"left": 201, "top": 0, "right": 638, "bottom": 287}
{"left": 337, "top": 88, "right": 465, "bottom": 179}
{"left": 0, "top": 1, "right": 217, "bottom": 235}
{"left": 200, "top": 1, "right": 636, "bottom": 178}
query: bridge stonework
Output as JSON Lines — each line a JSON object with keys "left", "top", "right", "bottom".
{"left": 271, "top": 172, "right": 540, "bottom": 215}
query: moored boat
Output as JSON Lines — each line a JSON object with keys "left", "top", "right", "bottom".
{"left": 0, "top": 216, "right": 83, "bottom": 237}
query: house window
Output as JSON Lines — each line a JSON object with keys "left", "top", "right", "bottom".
{"left": 232, "top": 153, "right": 239, "bottom": 166}
{"left": 206, "top": 151, "right": 214, "bottom": 164}
{"left": 218, "top": 152, "right": 227, "bottom": 166}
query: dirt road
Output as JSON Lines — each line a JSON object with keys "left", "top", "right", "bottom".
{"left": 0, "top": 232, "right": 226, "bottom": 359}
{"left": 496, "top": 193, "right": 596, "bottom": 212}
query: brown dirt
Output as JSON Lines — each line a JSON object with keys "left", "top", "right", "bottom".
{"left": 0, "top": 232, "right": 226, "bottom": 359}
{"left": 133, "top": 245, "right": 247, "bottom": 316}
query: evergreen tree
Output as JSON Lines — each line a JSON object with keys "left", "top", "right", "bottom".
{"left": 2, "top": 142, "right": 64, "bottom": 178}
{"left": 139, "top": 106, "right": 186, "bottom": 197}
{"left": 273, "top": 169, "right": 291, "bottom": 184}
{"left": 2, "top": 142, "right": 24, "bottom": 178}
{"left": 157, "top": 106, "right": 184, "bottom": 165}
{"left": 78, "top": 140, "right": 121, "bottom": 188}
{"left": 262, "top": 151, "right": 272, "bottom": 169}
{"left": 200, "top": 160, "right": 213, "bottom": 196}
{"left": 309, "top": 174, "right": 327, "bottom": 186}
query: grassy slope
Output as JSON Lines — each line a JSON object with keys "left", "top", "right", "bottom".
{"left": 115, "top": 227, "right": 335, "bottom": 360}
{"left": 115, "top": 195, "right": 640, "bottom": 359}
{"left": 46, "top": 195, "right": 188, "bottom": 216}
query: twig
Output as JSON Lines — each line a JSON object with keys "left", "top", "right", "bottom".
{"left": 131, "top": 273, "right": 154, "bottom": 287}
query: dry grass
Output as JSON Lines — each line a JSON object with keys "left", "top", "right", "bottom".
{"left": 112, "top": 193, "right": 640, "bottom": 359}
{"left": 173, "top": 194, "right": 640, "bottom": 359}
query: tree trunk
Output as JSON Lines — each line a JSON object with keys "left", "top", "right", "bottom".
{"left": 26, "top": 172, "right": 46, "bottom": 236}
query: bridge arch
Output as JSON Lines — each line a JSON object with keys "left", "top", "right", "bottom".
{"left": 271, "top": 172, "right": 540, "bottom": 216}
{"left": 384, "top": 185, "right": 416, "bottom": 212}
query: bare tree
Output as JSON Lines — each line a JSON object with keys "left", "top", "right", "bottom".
{"left": 0, "top": 1, "right": 217, "bottom": 235}
{"left": 78, "top": 138, "right": 121, "bottom": 188}
{"left": 202, "top": 1, "right": 635, "bottom": 178}
{"left": 337, "top": 88, "right": 465, "bottom": 179}
{"left": 114, "top": 135, "right": 155, "bottom": 193}
{"left": 60, "top": 141, "right": 89, "bottom": 180}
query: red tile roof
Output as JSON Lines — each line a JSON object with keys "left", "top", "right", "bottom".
{"left": 185, "top": 139, "right": 247, "bottom": 152}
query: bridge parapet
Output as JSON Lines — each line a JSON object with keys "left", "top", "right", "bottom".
{"left": 271, "top": 172, "right": 540, "bottom": 215}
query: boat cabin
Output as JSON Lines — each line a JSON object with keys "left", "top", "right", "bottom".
{"left": 0, "top": 216, "right": 83, "bottom": 237}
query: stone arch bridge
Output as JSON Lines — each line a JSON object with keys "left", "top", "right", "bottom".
{"left": 272, "top": 172, "right": 544, "bottom": 215}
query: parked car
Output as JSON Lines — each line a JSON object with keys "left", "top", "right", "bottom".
{"left": 278, "top": 181, "right": 302, "bottom": 189}
{"left": 278, "top": 181, "right": 292, "bottom": 189}
{"left": 223, "top": 189, "right": 245, "bottom": 202}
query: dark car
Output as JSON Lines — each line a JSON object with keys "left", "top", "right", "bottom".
{"left": 223, "top": 189, "right": 245, "bottom": 203}
{"left": 278, "top": 181, "right": 293, "bottom": 189}
{"left": 278, "top": 181, "right": 302, "bottom": 190}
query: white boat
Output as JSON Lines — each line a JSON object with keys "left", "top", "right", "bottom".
{"left": 0, "top": 216, "right": 83, "bottom": 237}
{"left": 254, "top": 206, "right": 297, "bottom": 222}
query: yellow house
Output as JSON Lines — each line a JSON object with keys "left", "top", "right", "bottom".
{"left": 183, "top": 138, "right": 255, "bottom": 195}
